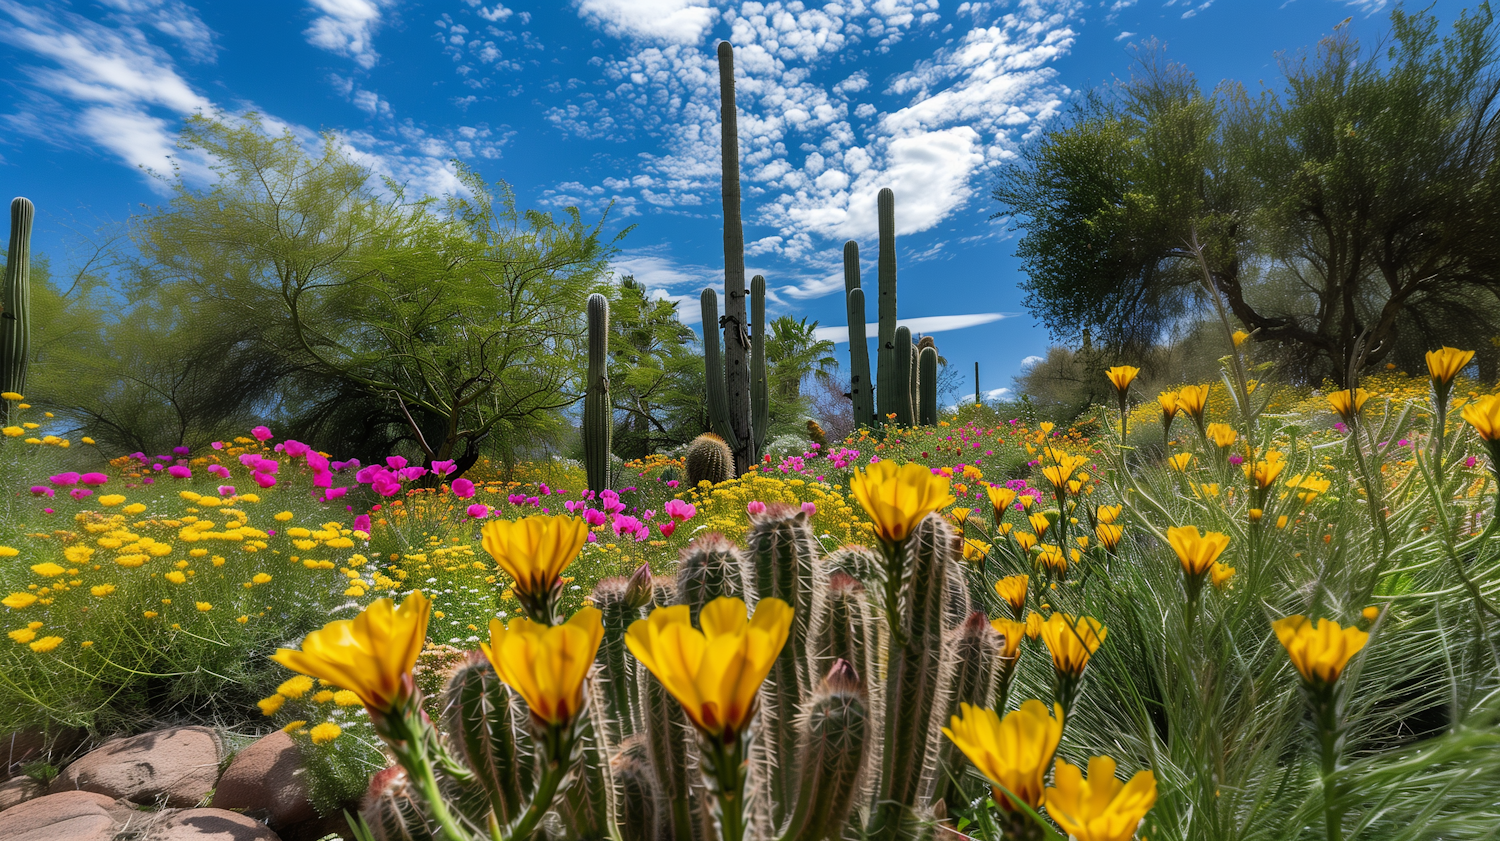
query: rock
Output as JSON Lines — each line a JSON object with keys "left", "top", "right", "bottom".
{"left": 51, "top": 726, "right": 224, "bottom": 808}
{"left": 0, "top": 775, "right": 44, "bottom": 811}
{"left": 0, "top": 727, "right": 87, "bottom": 779}
{"left": 0, "top": 790, "right": 130, "bottom": 841}
{"left": 144, "top": 808, "right": 281, "bottom": 841}
{"left": 209, "top": 731, "right": 316, "bottom": 829}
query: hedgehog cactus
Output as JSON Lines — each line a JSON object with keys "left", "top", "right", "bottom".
{"left": 1, "top": 197, "right": 32, "bottom": 421}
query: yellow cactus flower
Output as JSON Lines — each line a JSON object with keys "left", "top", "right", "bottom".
{"left": 994, "top": 575, "right": 1029, "bottom": 615}
{"left": 1037, "top": 545, "right": 1068, "bottom": 576}
{"left": 1362, "top": 606, "right": 1381, "bottom": 622}
{"left": 942, "top": 700, "right": 1063, "bottom": 811}
{"left": 1105, "top": 366, "right": 1139, "bottom": 394}
{"left": 1014, "top": 531, "right": 1038, "bottom": 553}
{"left": 1157, "top": 390, "right": 1180, "bottom": 422}
{"left": 849, "top": 460, "right": 955, "bottom": 546}
{"left": 1096, "top": 504, "right": 1122, "bottom": 525}
{"left": 1167, "top": 453, "right": 1194, "bottom": 473}
{"left": 962, "top": 539, "right": 992, "bottom": 563}
{"left": 1245, "top": 451, "right": 1287, "bottom": 490}
{"left": 990, "top": 617, "right": 1027, "bottom": 659}
{"left": 483, "top": 606, "right": 603, "bottom": 727}
{"left": 1462, "top": 394, "right": 1500, "bottom": 441}
{"left": 1210, "top": 562, "right": 1235, "bottom": 589}
{"left": 1327, "top": 388, "right": 1370, "bottom": 424}
{"left": 625, "top": 597, "right": 792, "bottom": 739}
{"left": 986, "top": 484, "right": 1017, "bottom": 518}
{"left": 1204, "top": 423, "right": 1238, "bottom": 449}
{"left": 1025, "top": 611, "right": 1045, "bottom": 640}
{"left": 481, "top": 515, "right": 588, "bottom": 616}
{"left": 1176, "top": 385, "right": 1209, "bottom": 425}
{"left": 1045, "top": 756, "right": 1157, "bottom": 841}
{"left": 1426, "top": 347, "right": 1474, "bottom": 386}
{"left": 1095, "top": 523, "right": 1123, "bottom": 552}
{"left": 1166, "top": 526, "right": 1231, "bottom": 576}
{"left": 1028, "top": 512, "right": 1051, "bottom": 536}
{"left": 271, "top": 590, "right": 431, "bottom": 713}
{"left": 1040, "top": 614, "right": 1107, "bottom": 676}
{"left": 1273, "top": 615, "right": 1369, "bottom": 686}
{"left": 1285, "top": 473, "right": 1332, "bottom": 502}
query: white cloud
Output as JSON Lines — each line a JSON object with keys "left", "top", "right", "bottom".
{"left": 985, "top": 387, "right": 1011, "bottom": 399}
{"left": 303, "top": 0, "right": 392, "bottom": 69}
{"left": 1114, "top": 31, "right": 1136, "bottom": 41}
{"left": 814, "top": 312, "right": 1014, "bottom": 344}
{"left": 1340, "top": 0, "right": 1386, "bottom": 11}
{"left": 1020, "top": 355, "right": 1043, "bottom": 368}
{"left": 574, "top": 0, "right": 717, "bottom": 44}
{"left": 95, "top": 0, "right": 216, "bottom": 61}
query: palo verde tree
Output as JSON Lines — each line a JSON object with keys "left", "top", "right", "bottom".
{"left": 129, "top": 114, "right": 622, "bottom": 476}
{"left": 995, "top": 5, "right": 1500, "bottom": 384}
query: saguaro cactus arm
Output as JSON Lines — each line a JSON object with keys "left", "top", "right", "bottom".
{"left": 1, "top": 197, "right": 34, "bottom": 419}
{"left": 583, "top": 293, "right": 612, "bottom": 494}
{"left": 751, "top": 274, "right": 769, "bottom": 460}
{"left": 718, "top": 41, "right": 753, "bottom": 475}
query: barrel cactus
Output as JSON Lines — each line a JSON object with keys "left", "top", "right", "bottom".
{"left": 685, "top": 432, "right": 734, "bottom": 488}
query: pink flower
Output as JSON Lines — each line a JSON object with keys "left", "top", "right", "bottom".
{"left": 466, "top": 503, "right": 490, "bottom": 519}
{"left": 49, "top": 472, "right": 80, "bottom": 487}
{"left": 69, "top": 488, "right": 92, "bottom": 501}
{"left": 451, "top": 478, "right": 476, "bottom": 499}
{"left": 659, "top": 521, "right": 677, "bottom": 538}
{"left": 253, "top": 472, "right": 277, "bottom": 489}
{"left": 431, "top": 460, "right": 457, "bottom": 477}
{"left": 354, "top": 514, "right": 372, "bottom": 532}
{"left": 323, "top": 487, "right": 347, "bottom": 502}
{"left": 398, "top": 466, "right": 428, "bottom": 482}
{"left": 385, "top": 456, "right": 408, "bottom": 470}
{"left": 305, "top": 452, "right": 329, "bottom": 472}
{"left": 586, "top": 530, "right": 598, "bottom": 543}
{"left": 251, "top": 426, "right": 273, "bottom": 442}
{"left": 666, "top": 479, "right": 680, "bottom": 488}
{"left": 282, "top": 440, "right": 311, "bottom": 458}
{"left": 801, "top": 501, "right": 817, "bottom": 517}
{"left": 218, "top": 485, "right": 236, "bottom": 496}
{"left": 173, "top": 446, "right": 191, "bottom": 457}
{"left": 583, "top": 508, "right": 608, "bottom": 527}
{"left": 1228, "top": 454, "right": 1244, "bottom": 466}
{"left": 80, "top": 473, "right": 109, "bottom": 486}
{"left": 355, "top": 465, "right": 385, "bottom": 484}
{"left": 166, "top": 465, "right": 192, "bottom": 479}
{"left": 211, "top": 441, "right": 224, "bottom": 450}
{"left": 664, "top": 499, "right": 696, "bottom": 522}
{"left": 207, "top": 464, "right": 231, "bottom": 479}
{"left": 1467, "top": 455, "right": 1480, "bottom": 468}
{"left": 373, "top": 477, "right": 402, "bottom": 497}
{"left": 746, "top": 500, "right": 766, "bottom": 516}
{"left": 29, "top": 485, "right": 54, "bottom": 498}
{"left": 312, "top": 471, "right": 332, "bottom": 489}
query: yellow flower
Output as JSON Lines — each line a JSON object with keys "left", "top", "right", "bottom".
{"left": 942, "top": 700, "right": 1063, "bottom": 811}
{"left": 1245, "top": 451, "right": 1287, "bottom": 490}
{"left": 482, "top": 607, "right": 603, "bottom": 727}
{"left": 1040, "top": 614, "right": 1106, "bottom": 676}
{"left": 994, "top": 575, "right": 1029, "bottom": 615}
{"left": 1095, "top": 523, "right": 1123, "bottom": 552}
{"left": 8, "top": 629, "right": 36, "bottom": 644}
{"left": 271, "top": 590, "right": 431, "bottom": 712}
{"left": 1167, "top": 453, "right": 1194, "bottom": 472}
{"left": 278, "top": 675, "right": 316, "bottom": 699}
{"left": 1013, "top": 531, "right": 1038, "bottom": 553}
{"left": 123, "top": 503, "right": 146, "bottom": 515}
{"left": 849, "top": 460, "right": 955, "bottom": 545}
{"left": 98, "top": 495, "right": 127, "bottom": 507}
{"left": 990, "top": 617, "right": 1027, "bottom": 659}
{"left": 164, "top": 571, "right": 187, "bottom": 584}
{"left": 275, "top": 511, "right": 295, "bottom": 521}
{"left": 1285, "top": 473, "right": 1331, "bottom": 502}
{"left": 282, "top": 720, "right": 307, "bottom": 734}
{"left": 1157, "top": 390, "right": 1179, "bottom": 421}
{"left": 1327, "top": 388, "right": 1370, "bottom": 424}
{"left": 1105, "top": 366, "right": 1139, "bottom": 395}
{"left": 1037, "top": 545, "right": 1067, "bottom": 575}
{"left": 481, "top": 515, "right": 588, "bottom": 604}
{"left": 625, "top": 597, "right": 793, "bottom": 739}
{"left": 1273, "top": 615, "right": 1368, "bottom": 685}
{"left": 252, "top": 573, "right": 272, "bottom": 584}
{"left": 257, "top": 693, "right": 286, "bottom": 716}
{"left": 1204, "top": 423, "right": 1237, "bottom": 448}
{"left": 962, "top": 539, "right": 992, "bottom": 563}
{"left": 1462, "top": 394, "right": 1500, "bottom": 441}
{"left": 986, "top": 484, "right": 1017, "bottom": 518}
{"left": 0, "top": 392, "right": 20, "bottom": 400}
{"left": 1232, "top": 330, "right": 1250, "bottom": 347}
{"left": 30, "top": 636, "right": 63, "bottom": 653}
{"left": 0, "top": 427, "right": 19, "bottom": 438}
{"left": 0, "top": 547, "right": 16, "bottom": 557}
{"left": 309, "top": 722, "right": 342, "bottom": 744}
{"left": 1028, "top": 512, "right": 1051, "bottom": 537}
{"left": 30, "top": 563, "right": 64, "bottom": 578}
{"left": 1176, "top": 385, "right": 1209, "bottom": 424}
{"left": 1025, "top": 612, "right": 1045, "bottom": 640}
{"left": 1166, "top": 526, "right": 1230, "bottom": 576}
{"left": 333, "top": 689, "right": 362, "bottom": 707}
{"left": 1096, "top": 505, "right": 1122, "bottom": 525}
{"left": 1362, "top": 606, "right": 1381, "bottom": 622}
{"left": 1211, "top": 563, "right": 1236, "bottom": 588}
{"left": 90, "top": 584, "right": 115, "bottom": 597}
{"left": 3, "top": 593, "right": 37, "bottom": 609}
{"left": 1045, "top": 756, "right": 1157, "bottom": 841}
{"left": 1426, "top": 347, "right": 1474, "bottom": 385}
{"left": 196, "top": 602, "right": 213, "bottom": 612}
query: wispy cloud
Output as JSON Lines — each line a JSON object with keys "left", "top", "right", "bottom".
{"left": 1115, "top": 30, "right": 1136, "bottom": 41}
{"left": 303, "top": 0, "right": 393, "bottom": 69}
{"left": 814, "top": 312, "right": 1016, "bottom": 344}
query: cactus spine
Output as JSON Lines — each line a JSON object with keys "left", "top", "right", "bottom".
{"left": 441, "top": 655, "right": 533, "bottom": 827}
{"left": 685, "top": 433, "right": 734, "bottom": 487}
{"left": 875, "top": 188, "right": 898, "bottom": 424}
{"left": 844, "top": 242, "right": 874, "bottom": 428}
{"left": 584, "top": 293, "right": 611, "bottom": 494}
{"left": 780, "top": 661, "right": 871, "bottom": 841}
{"left": 675, "top": 534, "right": 747, "bottom": 624}
{"left": 701, "top": 291, "right": 740, "bottom": 453}
{"left": 892, "top": 326, "right": 913, "bottom": 427}
{"left": 1, "top": 197, "right": 32, "bottom": 420}
{"left": 717, "top": 41, "right": 753, "bottom": 475}
{"left": 751, "top": 274, "right": 769, "bottom": 458}
{"left": 919, "top": 346, "right": 938, "bottom": 426}
{"left": 612, "top": 736, "right": 658, "bottom": 841}
{"left": 933, "top": 612, "right": 999, "bottom": 811}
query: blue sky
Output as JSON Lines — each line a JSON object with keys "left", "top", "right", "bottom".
{"left": 0, "top": 0, "right": 1472, "bottom": 404}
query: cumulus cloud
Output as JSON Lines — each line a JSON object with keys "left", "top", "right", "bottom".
{"left": 303, "top": 0, "right": 392, "bottom": 69}
{"left": 814, "top": 312, "right": 1014, "bottom": 344}
{"left": 1020, "top": 355, "right": 1043, "bottom": 368}
{"left": 574, "top": 0, "right": 717, "bottom": 44}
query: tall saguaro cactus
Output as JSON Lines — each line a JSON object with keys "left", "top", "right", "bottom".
{"left": 717, "top": 41, "right": 753, "bottom": 475}
{"left": 584, "top": 293, "right": 612, "bottom": 494}
{"left": 702, "top": 290, "right": 739, "bottom": 455}
{"left": 1, "top": 197, "right": 33, "bottom": 420}
{"left": 751, "top": 275, "right": 769, "bottom": 458}
{"left": 919, "top": 346, "right": 938, "bottom": 426}
{"left": 874, "top": 188, "right": 898, "bottom": 423}
{"left": 892, "top": 326, "right": 913, "bottom": 426}
{"left": 843, "top": 242, "right": 874, "bottom": 428}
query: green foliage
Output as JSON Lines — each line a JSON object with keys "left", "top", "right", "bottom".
{"left": 607, "top": 277, "right": 705, "bottom": 460}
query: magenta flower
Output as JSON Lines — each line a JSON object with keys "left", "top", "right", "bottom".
{"left": 49, "top": 472, "right": 80, "bottom": 487}
{"left": 666, "top": 479, "right": 680, "bottom": 488}
{"left": 166, "top": 465, "right": 192, "bottom": 479}
{"left": 1229, "top": 454, "right": 1244, "bottom": 466}
{"left": 211, "top": 441, "right": 224, "bottom": 450}
{"left": 252, "top": 472, "right": 277, "bottom": 489}
{"left": 747, "top": 500, "right": 767, "bottom": 516}
{"left": 583, "top": 508, "right": 608, "bottom": 527}
{"left": 312, "top": 471, "right": 332, "bottom": 489}
{"left": 80, "top": 473, "right": 109, "bottom": 486}
{"left": 251, "top": 426, "right": 273, "bottom": 442}
{"left": 354, "top": 514, "right": 372, "bottom": 532}
{"left": 385, "top": 456, "right": 408, "bottom": 470}
{"left": 431, "top": 460, "right": 457, "bottom": 477}
{"left": 659, "top": 521, "right": 677, "bottom": 538}
{"left": 664, "top": 499, "right": 696, "bottom": 522}
{"left": 451, "top": 478, "right": 476, "bottom": 499}
{"left": 282, "top": 440, "right": 311, "bottom": 458}
{"left": 69, "top": 488, "right": 92, "bottom": 501}
{"left": 801, "top": 501, "right": 817, "bottom": 517}
{"left": 323, "top": 487, "right": 347, "bottom": 502}
{"left": 373, "top": 477, "right": 402, "bottom": 497}
{"left": 398, "top": 466, "right": 428, "bottom": 482}
{"left": 218, "top": 485, "right": 236, "bottom": 496}
{"left": 29, "top": 485, "right": 53, "bottom": 498}
{"left": 1467, "top": 455, "right": 1480, "bottom": 468}
{"left": 173, "top": 445, "right": 190, "bottom": 457}
{"left": 466, "top": 503, "right": 490, "bottom": 519}
{"left": 207, "top": 464, "right": 231, "bottom": 479}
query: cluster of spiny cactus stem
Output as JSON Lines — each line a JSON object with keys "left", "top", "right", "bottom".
{"left": 362, "top": 501, "right": 1030, "bottom": 841}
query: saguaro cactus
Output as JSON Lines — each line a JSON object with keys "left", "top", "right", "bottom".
{"left": 717, "top": 42, "right": 753, "bottom": 475}
{"left": 584, "top": 293, "right": 611, "bottom": 493}
{"left": 892, "top": 326, "right": 913, "bottom": 427}
{"left": 843, "top": 243, "right": 874, "bottom": 428}
{"left": 701, "top": 291, "right": 740, "bottom": 453}
{"left": 751, "top": 275, "right": 769, "bottom": 458}
{"left": 919, "top": 346, "right": 938, "bottom": 426}
{"left": 2, "top": 197, "right": 33, "bottom": 420}
{"left": 875, "top": 188, "right": 898, "bottom": 423}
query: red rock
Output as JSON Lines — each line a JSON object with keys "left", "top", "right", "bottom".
{"left": 209, "top": 731, "right": 316, "bottom": 828}
{"left": 0, "top": 775, "right": 44, "bottom": 811}
{"left": 51, "top": 726, "right": 224, "bottom": 808}
{"left": 0, "top": 790, "right": 128, "bottom": 841}
{"left": 143, "top": 808, "right": 281, "bottom": 840}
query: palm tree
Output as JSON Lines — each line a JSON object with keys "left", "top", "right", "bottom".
{"left": 764, "top": 316, "right": 837, "bottom": 403}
